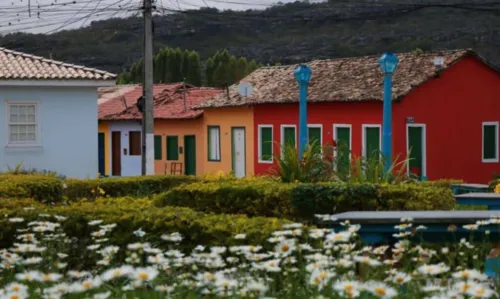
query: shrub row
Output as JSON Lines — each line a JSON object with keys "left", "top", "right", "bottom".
{"left": 0, "top": 174, "right": 198, "bottom": 202}
{"left": 155, "top": 180, "right": 456, "bottom": 221}
{"left": 0, "top": 197, "right": 289, "bottom": 268}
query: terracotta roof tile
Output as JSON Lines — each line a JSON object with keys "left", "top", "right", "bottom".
{"left": 0, "top": 47, "right": 116, "bottom": 81}
{"left": 98, "top": 84, "right": 222, "bottom": 120}
{"left": 198, "top": 49, "right": 483, "bottom": 108}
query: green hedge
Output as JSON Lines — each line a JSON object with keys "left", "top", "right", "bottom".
{"left": 155, "top": 180, "right": 296, "bottom": 218}
{"left": 0, "top": 197, "right": 288, "bottom": 268}
{"left": 155, "top": 181, "right": 456, "bottom": 221}
{"left": 489, "top": 179, "right": 500, "bottom": 191}
{"left": 0, "top": 174, "right": 62, "bottom": 202}
{"left": 64, "top": 175, "right": 198, "bottom": 199}
{"left": 0, "top": 174, "right": 198, "bottom": 202}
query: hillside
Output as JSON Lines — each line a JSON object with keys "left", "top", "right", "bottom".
{"left": 1, "top": 1, "right": 499, "bottom": 73}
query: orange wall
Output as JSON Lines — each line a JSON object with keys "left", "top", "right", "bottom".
{"left": 154, "top": 119, "right": 204, "bottom": 175}
{"left": 98, "top": 121, "right": 109, "bottom": 176}
{"left": 202, "top": 107, "right": 254, "bottom": 176}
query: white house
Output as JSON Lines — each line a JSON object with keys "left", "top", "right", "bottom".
{"left": 0, "top": 47, "right": 116, "bottom": 178}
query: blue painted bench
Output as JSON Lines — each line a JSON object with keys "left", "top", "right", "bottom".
{"left": 326, "top": 211, "right": 500, "bottom": 277}
{"left": 455, "top": 192, "right": 500, "bottom": 210}
{"left": 451, "top": 183, "right": 489, "bottom": 195}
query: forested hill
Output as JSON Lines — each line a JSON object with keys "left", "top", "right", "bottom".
{"left": 1, "top": 0, "right": 500, "bottom": 74}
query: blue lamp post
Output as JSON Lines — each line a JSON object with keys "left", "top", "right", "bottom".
{"left": 294, "top": 64, "right": 312, "bottom": 159}
{"left": 378, "top": 52, "right": 399, "bottom": 173}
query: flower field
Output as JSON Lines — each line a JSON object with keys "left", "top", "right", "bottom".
{"left": 1, "top": 212, "right": 499, "bottom": 299}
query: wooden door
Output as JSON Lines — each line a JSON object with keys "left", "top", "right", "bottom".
{"left": 184, "top": 135, "right": 196, "bottom": 175}
{"left": 98, "top": 133, "right": 105, "bottom": 176}
{"left": 111, "top": 131, "right": 121, "bottom": 176}
{"left": 232, "top": 127, "right": 246, "bottom": 178}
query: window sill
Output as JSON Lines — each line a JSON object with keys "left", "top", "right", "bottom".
{"left": 208, "top": 159, "right": 221, "bottom": 162}
{"left": 258, "top": 160, "right": 274, "bottom": 164}
{"left": 5, "top": 145, "right": 44, "bottom": 153}
{"left": 482, "top": 159, "right": 499, "bottom": 163}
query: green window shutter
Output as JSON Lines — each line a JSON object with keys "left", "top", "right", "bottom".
{"left": 484, "top": 124, "right": 498, "bottom": 160}
{"left": 308, "top": 127, "right": 321, "bottom": 146}
{"left": 154, "top": 135, "right": 162, "bottom": 160}
{"left": 336, "top": 127, "right": 351, "bottom": 170}
{"left": 260, "top": 127, "right": 273, "bottom": 161}
{"left": 166, "top": 136, "right": 179, "bottom": 160}
{"left": 283, "top": 127, "right": 296, "bottom": 148}
{"left": 365, "top": 127, "right": 380, "bottom": 161}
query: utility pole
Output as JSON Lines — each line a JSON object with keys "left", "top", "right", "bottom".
{"left": 142, "top": 0, "right": 155, "bottom": 175}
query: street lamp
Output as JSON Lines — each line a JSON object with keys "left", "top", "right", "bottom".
{"left": 378, "top": 52, "right": 399, "bottom": 173}
{"left": 294, "top": 64, "right": 312, "bottom": 160}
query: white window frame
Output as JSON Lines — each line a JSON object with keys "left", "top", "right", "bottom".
{"left": 406, "top": 123, "right": 427, "bottom": 177}
{"left": 258, "top": 124, "right": 274, "bottom": 164}
{"left": 307, "top": 124, "right": 323, "bottom": 146}
{"left": 362, "top": 124, "right": 382, "bottom": 159}
{"left": 482, "top": 121, "right": 499, "bottom": 163}
{"left": 207, "top": 126, "right": 221, "bottom": 162}
{"left": 333, "top": 124, "right": 352, "bottom": 161}
{"left": 280, "top": 125, "right": 297, "bottom": 156}
{"left": 5, "top": 101, "right": 41, "bottom": 147}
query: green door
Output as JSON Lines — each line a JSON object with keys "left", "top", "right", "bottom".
{"left": 408, "top": 126, "right": 423, "bottom": 178}
{"left": 184, "top": 135, "right": 196, "bottom": 175}
{"left": 336, "top": 127, "right": 351, "bottom": 170}
{"left": 365, "top": 127, "right": 380, "bottom": 162}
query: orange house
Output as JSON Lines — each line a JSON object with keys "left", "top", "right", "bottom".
{"left": 98, "top": 84, "right": 221, "bottom": 176}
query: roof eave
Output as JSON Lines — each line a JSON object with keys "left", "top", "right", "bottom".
{"left": 0, "top": 79, "right": 116, "bottom": 87}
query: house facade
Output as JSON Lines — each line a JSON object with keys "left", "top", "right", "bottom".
{"left": 200, "top": 49, "right": 500, "bottom": 183}
{"left": 98, "top": 84, "right": 221, "bottom": 176}
{"left": 0, "top": 47, "right": 115, "bottom": 178}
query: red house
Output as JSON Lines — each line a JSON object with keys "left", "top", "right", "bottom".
{"left": 202, "top": 49, "right": 500, "bottom": 183}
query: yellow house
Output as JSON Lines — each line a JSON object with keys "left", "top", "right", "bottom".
{"left": 98, "top": 84, "right": 222, "bottom": 176}
{"left": 200, "top": 107, "right": 255, "bottom": 177}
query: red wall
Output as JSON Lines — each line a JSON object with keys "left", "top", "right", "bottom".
{"left": 254, "top": 57, "right": 500, "bottom": 183}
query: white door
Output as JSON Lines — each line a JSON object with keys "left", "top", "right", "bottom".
{"left": 232, "top": 128, "right": 246, "bottom": 178}
{"left": 109, "top": 122, "right": 142, "bottom": 177}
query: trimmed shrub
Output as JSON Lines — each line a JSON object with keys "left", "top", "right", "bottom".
{"left": 420, "top": 179, "right": 463, "bottom": 189}
{"left": 0, "top": 197, "right": 289, "bottom": 268}
{"left": 489, "top": 179, "right": 500, "bottom": 191}
{"left": 0, "top": 174, "right": 62, "bottom": 202}
{"left": 64, "top": 175, "right": 198, "bottom": 200}
{"left": 156, "top": 181, "right": 456, "bottom": 221}
{"left": 155, "top": 180, "right": 296, "bottom": 219}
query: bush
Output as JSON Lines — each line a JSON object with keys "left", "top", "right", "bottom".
{"left": 489, "top": 178, "right": 500, "bottom": 191}
{"left": 0, "top": 174, "right": 198, "bottom": 201}
{"left": 0, "top": 174, "right": 63, "bottom": 202}
{"left": 155, "top": 180, "right": 296, "bottom": 219}
{"left": 420, "top": 179, "right": 463, "bottom": 189}
{"left": 156, "top": 180, "right": 456, "bottom": 221}
{"left": 0, "top": 197, "right": 289, "bottom": 268}
{"left": 64, "top": 175, "right": 198, "bottom": 200}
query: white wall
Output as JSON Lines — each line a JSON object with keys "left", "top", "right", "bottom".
{"left": 0, "top": 86, "right": 98, "bottom": 179}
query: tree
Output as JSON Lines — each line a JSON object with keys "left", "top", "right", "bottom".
{"left": 247, "top": 59, "right": 259, "bottom": 74}
{"left": 166, "top": 48, "right": 175, "bottom": 82}
{"left": 186, "top": 51, "right": 202, "bottom": 86}
{"left": 181, "top": 49, "right": 190, "bottom": 81}
{"left": 228, "top": 56, "right": 238, "bottom": 84}
{"left": 205, "top": 58, "right": 215, "bottom": 86}
{"left": 172, "top": 48, "right": 183, "bottom": 82}
{"left": 236, "top": 57, "right": 248, "bottom": 81}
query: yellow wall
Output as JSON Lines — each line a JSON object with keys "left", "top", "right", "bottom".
{"left": 98, "top": 121, "right": 109, "bottom": 176}
{"left": 202, "top": 107, "right": 254, "bottom": 176}
{"left": 154, "top": 119, "right": 204, "bottom": 175}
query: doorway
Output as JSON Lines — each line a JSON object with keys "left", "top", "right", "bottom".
{"left": 98, "top": 133, "right": 105, "bottom": 176}
{"left": 407, "top": 124, "right": 426, "bottom": 179}
{"left": 184, "top": 135, "right": 196, "bottom": 175}
{"left": 111, "top": 131, "right": 121, "bottom": 176}
{"left": 232, "top": 127, "right": 246, "bottom": 178}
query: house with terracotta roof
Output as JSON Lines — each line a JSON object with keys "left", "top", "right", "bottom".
{"left": 199, "top": 49, "right": 500, "bottom": 183}
{"left": 0, "top": 47, "right": 115, "bottom": 178}
{"left": 98, "top": 84, "right": 222, "bottom": 176}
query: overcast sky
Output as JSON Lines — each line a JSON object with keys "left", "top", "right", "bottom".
{"left": 0, "top": 0, "right": 309, "bottom": 35}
